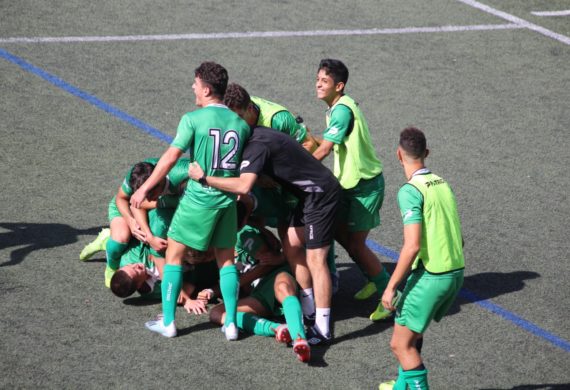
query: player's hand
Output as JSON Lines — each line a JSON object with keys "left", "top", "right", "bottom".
{"left": 188, "top": 161, "right": 204, "bottom": 181}
{"left": 148, "top": 235, "right": 168, "bottom": 253}
{"left": 257, "top": 252, "right": 286, "bottom": 266}
{"left": 130, "top": 188, "right": 148, "bottom": 209}
{"left": 381, "top": 287, "right": 396, "bottom": 312}
{"left": 184, "top": 299, "right": 207, "bottom": 315}
{"left": 197, "top": 288, "right": 214, "bottom": 302}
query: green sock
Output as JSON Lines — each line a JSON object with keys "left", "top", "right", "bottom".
{"left": 282, "top": 295, "right": 306, "bottom": 340}
{"left": 393, "top": 366, "right": 406, "bottom": 390}
{"left": 105, "top": 239, "right": 128, "bottom": 270}
{"left": 402, "top": 367, "right": 429, "bottom": 390}
{"left": 161, "top": 264, "right": 183, "bottom": 326}
{"left": 219, "top": 265, "right": 239, "bottom": 327}
{"left": 236, "top": 312, "right": 279, "bottom": 337}
{"left": 370, "top": 268, "right": 390, "bottom": 294}
{"left": 326, "top": 242, "right": 337, "bottom": 273}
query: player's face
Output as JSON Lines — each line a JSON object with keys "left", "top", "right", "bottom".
{"left": 192, "top": 76, "right": 207, "bottom": 107}
{"left": 121, "top": 263, "right": 147, "bottom": 289}
{"left": 316, "top": 69, "right": 343, "bottom": 106}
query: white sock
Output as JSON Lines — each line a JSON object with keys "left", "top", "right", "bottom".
{"left": 315, "top": 307, "right": 331, "bottom": 336}
{"left": 300, "top": 288, "right": 315, "bottom": 317}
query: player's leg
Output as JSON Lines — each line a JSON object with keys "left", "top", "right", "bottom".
{"left": 388, "top": 324, "right": 428, "bottom": 389}
{"left": 210, "top": 203, "right": 241, "bottom": 341}
{"left": 305, "top": 245, "right": 333, "bottom": 343}
{"left": 104, "top": 215, "right": 132, "bottom": 287}
{"left": 281, "top": 224, "right": 315, "bottom": 323}
{"left": 274, "top": 271, "right": 310, "bottom": 362}
{"left": 210, "top": 297, "right": 280, "bottom": 337}
{"left": 145, "top": 238, "right": 185, "bottom": 337}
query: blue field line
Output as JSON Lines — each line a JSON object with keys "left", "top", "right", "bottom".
{"left": 367, "top": 239, "right": 570, "bottom": 353}
{"left": 3, "top": 47, "right": 568, "bottom": 354}
{"left": 0, "top": 48, "right": 173, "bottom": 144}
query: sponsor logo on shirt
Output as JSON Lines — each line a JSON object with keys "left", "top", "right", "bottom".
{"left": 327, "top": 126, "right": 339, "bottom": 135}
{"left": 403, "top": 209, "right": 413, "bottom": 221}
{"left": 240, "top": 160, "right": 250, "bottom": 169}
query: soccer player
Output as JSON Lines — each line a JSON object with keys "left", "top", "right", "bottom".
{"left": 379, "top": 127, "right": 465, "bottom": 390}
{"left": 188, "top": 125, "right": 341, "bottom": 345}
{"left": 312, "top": 58, "right": 393, "bottom": 321}
{"left": 130, "top": 62, "right": 251, "bottom": 340}
{"left": 223, "top": 83, "right": 320, "bottom": 153}
{"left": 80, "top": 158, "right": 190, "bottom": 288}
{"left": 209, "top": 221, "right": 310, "bottom": 362}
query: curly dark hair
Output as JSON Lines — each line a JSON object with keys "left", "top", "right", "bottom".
{"left": 399, "top": 127, "right": 427, "bottom": 159}
{"left": 223, "top": 83, "right": 251, "bottom": 111}
{"left": 194, "top": 61, "right": 229, "bottom": 98}
{"left": 128, "top": 162, "right": 155, "bottom": 193}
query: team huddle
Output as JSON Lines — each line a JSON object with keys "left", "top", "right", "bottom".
{"left": 80, "top": 59, "right": 465, "bottom": 390}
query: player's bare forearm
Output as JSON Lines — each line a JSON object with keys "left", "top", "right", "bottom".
{"left": 387, "top": 224, "right": 421, "bottom": 291}
{"left": 312, "top": 139, "right": 334, "bottom": 161}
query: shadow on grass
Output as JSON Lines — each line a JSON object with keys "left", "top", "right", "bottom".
{"left": 336, "top": 262, "right": 540, "bottom": 319}
{"left": 0, "top": 222, "right": 105, "bottom": 267}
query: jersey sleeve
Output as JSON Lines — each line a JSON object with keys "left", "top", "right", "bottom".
{"left": 166, "top": 158, "right": 190, "bottom": 192}
{"left": 171, "top": 114, "right": 194, "bottom": 152}
{"left": 239, "top": 141, "right": 269, "bottom": 175}
{"left": 397, "top": 184, "right": 423, "bottom": 225}
{"left": 271, "top": 111, "right": 297, "bottom": 137}
{"left": 324, "top": 104, "right": 353, "bottom": 144}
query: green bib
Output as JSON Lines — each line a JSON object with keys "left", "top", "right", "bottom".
{"left": 408, "top": 173, "right": 465, "bottom": 273}
{"left": 326, "top": 95, "right": 382, "bottom": 189}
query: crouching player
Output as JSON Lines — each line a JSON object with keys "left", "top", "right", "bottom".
{"left": 379, "top": 127, "right": 465, "bottom": 390}
{"left": 208, "top": 205, "right": 310, "bottom": 362}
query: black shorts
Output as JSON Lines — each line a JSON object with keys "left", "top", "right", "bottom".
{"left": 290, "top": 182, "right": 341, "bottom": 249}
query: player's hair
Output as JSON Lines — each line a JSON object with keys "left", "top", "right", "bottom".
{"left": 318, "top": 58, "right": 349, "bottom": 86}
{"left": 223, "top": 83, "right": 251, "bottom": 111}
{"left": 399, "top": 127, "right": 427, "bottom": 159}
{"left": 194, "top": 62, "right": 229, "bottom": 98}
{"left": 129, "top": 162, "right": 155, "bottom": 193}
{"left": 110, "top": 270, "right": 136, "bottom": 298}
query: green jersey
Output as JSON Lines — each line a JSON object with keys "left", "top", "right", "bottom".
{"left": 398, "top": 169, "right": 465, "bottom": 274}
{"left": 251, "top": 96, "right": 307, "bottom": 143}
{"left": 324, "top": 95, "right": 382, "bottom": 189}
{"left": 121, "top": 157, "right": 190, "bottom": 197}
{"left": 172, "top": 104, "right": 251, "bottom": 208}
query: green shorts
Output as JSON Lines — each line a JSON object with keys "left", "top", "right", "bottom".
{"left": 168, "top": 200, "right": 237, "bottom": 250}
{"left": 337, "top": 173, "right": 384, "bottom": 232}
{"left": 250, "top": 264, "right": 293, "bottom": 317}
{"left": 108, "top": 196, "right": 121, "bottom": 222}
{"left": 395, "top": 267, "right": 464, "bottom": 334}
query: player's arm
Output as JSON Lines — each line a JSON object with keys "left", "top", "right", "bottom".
{"left": 312, "top": 139, "right": 334, "bottom": 161}
{"left": 382, "top": 184, "right": 423, "bottom": 311}
{"left": 313, "top": 104, "right": 353, "bottom": 161}
{"left": 131, "top": 146, "right": 183, "bottom": 208}
{"left": 188, "top": 162, "right": 258, "bottom": 195}
{"left": 381, "top": 223, "right": 421, "bottom": 311}
{"left": 130, "top": 206, "right": 168, "bottom": 253}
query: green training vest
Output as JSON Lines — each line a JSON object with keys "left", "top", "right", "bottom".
{"left": 326, "top": 95, "right": 382, "bottom": 189}
{"left": 408, "top": 173, "right": 465, "bottom": 273}
{"left": 251, "top": 96, "right": 288, "bottom": 128}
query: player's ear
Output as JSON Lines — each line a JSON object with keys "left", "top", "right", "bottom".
{"left": 424, "top": 148, "right": 430, "bottom": 159}
{"left": 335, "top": 81, "right": 345, "bottom": 93}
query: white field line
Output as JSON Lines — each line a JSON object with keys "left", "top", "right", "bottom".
{"left": 531, "top": 10, "right": 570, "bottom": 17}
{"left": 0, "top": 23, "right": 523, "bottom": 44}
{"left": 457, "top": 0, "right": 570, "bottom": 45}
